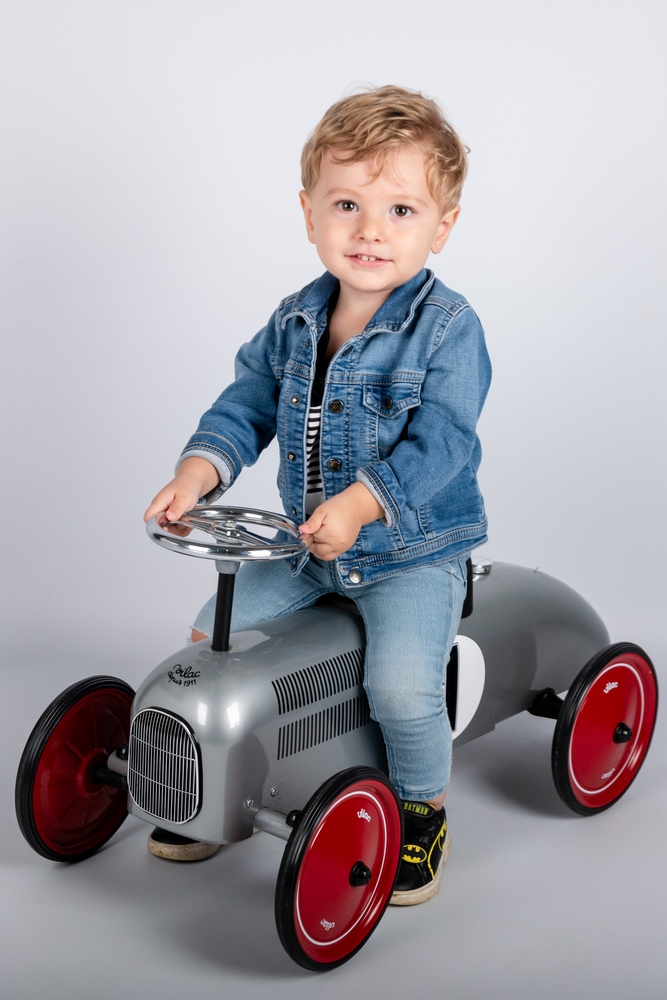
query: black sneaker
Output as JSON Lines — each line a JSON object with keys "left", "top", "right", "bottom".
{"left": 390, "top": 801, "right": 450, "bottom": 906}
{"left": 147, "top": 827, "right": 221, "bottom": 861}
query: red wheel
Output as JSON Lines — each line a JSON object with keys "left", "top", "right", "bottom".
{"left": 275, "top": 767, "right": 402, "bottom": 971}
{"left": 15, "top": 676, "right": 134, "bottom": 861}
{"left": 552, "top": 643, "right": 658, "bottom": 815}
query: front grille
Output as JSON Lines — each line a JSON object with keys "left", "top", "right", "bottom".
{"left": 128, "top": 708, "right": 201, "bottom": 823}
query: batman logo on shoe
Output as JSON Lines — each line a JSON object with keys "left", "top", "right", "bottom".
{"left": 401, "top": 844, "right": 427, "bottom": 864}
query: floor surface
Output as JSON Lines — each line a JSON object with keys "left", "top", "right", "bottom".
{"left": 2, "top": 642, "right": 666, "bottom": 1000}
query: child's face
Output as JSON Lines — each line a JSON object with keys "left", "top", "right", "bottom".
{"left": 300, "top": 145, "right": 459, "bottom": 306}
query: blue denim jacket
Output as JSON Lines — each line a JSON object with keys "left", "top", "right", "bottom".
{"left": 181, "top": 268, "right": 491, "bottom": 587}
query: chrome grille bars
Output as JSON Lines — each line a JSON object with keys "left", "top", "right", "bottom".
{"left": 128, "top": 709, "right": 200, "bottom": 824}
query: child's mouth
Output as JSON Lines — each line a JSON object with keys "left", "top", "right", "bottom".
{"left": 349, "top": 254, "right": 389, "bottom": 267}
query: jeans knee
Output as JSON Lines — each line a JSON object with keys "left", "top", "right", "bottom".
{"left": 365, "top": 682, "right": 442, "bottom": 728}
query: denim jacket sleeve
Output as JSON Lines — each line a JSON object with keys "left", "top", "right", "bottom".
{"left": 178, "top": 310, "right": 282, "bottom": 487}
{"left": 356, "top": 305, "right": 491, "bottom": 527}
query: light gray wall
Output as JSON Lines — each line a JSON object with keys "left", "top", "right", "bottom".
{"left": 2, "top": 1, "right": 665, "bottom": 671}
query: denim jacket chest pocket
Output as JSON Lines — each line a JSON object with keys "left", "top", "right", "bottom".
{"left": 361, "top": 378, "right": 422, "bottom": 460}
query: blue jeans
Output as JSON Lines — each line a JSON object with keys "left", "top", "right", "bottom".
{"left": 192, "top": 554, "right": 468, "bottom": 801}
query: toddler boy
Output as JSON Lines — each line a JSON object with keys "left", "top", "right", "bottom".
{"left": 145, "top": 86, "right": 491, "bottom": 904}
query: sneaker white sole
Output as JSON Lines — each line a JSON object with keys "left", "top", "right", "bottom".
{"left": 147, "top": 835, "right": 221, "bottom": 861}
{"left": 389, "top": 835, "right": 451, "bottom": 906}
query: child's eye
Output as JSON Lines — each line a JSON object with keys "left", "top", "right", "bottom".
{"left": 391, "top": 205, "right": 413, "bottom": 218}
{"left": 336, "top": 200, "right": 357, "bottom": 212}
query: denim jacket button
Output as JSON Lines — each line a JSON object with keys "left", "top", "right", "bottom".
{"left": 326, "top": 458, "right": 341, "bottom": 471}
{"left": 329, "top": 399, "right": 344, "bottom": 413}
{"left": 384, "top": 395, "right": 393, "bottom": 409}
{"left": 348, "top": 569, "right": 362, "bottom": 584}
{"left": 290, "top": 395, "right": 300, "bottom": 405}
{"left": 287, "top": 451, "right": 296, "bottom": 462}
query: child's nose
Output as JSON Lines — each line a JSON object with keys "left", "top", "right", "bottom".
{"left": 356, "top": 210, "right": 385, "bottom": 242}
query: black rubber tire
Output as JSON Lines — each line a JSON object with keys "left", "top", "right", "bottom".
{"left": 16, "top": 675, "right": 134, "bottom": 862}
{"left": 275, "top": 766, "right": 402, "bottom": 971}
{"left": 552, "top": 643, "right": 658, "bottom": 815}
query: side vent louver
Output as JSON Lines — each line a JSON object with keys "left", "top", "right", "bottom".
{"left": 277, "top": 695, "right": 371, "bottom": 760}
{"left": 272, "top": 648, "right": 364, "bottom": 715}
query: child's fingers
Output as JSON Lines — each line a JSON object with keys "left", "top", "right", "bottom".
{"left": 305, "top": 534, "right": 340, "bottom": 561}
{"left": 145, "top": 485, "right": 198, "bottom": 525}
{"left": 144, "top": 493, "right": 173, "bottom": 523}
{"left": 163, "top": 491, "right": 201, "bottom": 523}
{"left": 161, "top": 520, "right": 193, "bottom": 537}
{"left": 164, "top": 500, "right": 187, "bottom": 521}
{"left": 152, "top": 499, "right": 194, "bottom": 535}
{"left": 308, "top": 544, "right": 337, "bottom": 561}
{"left": 299, "top": 511, "right": 326, "bottom": 535}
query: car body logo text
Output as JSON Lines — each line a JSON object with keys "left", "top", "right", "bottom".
{"left": 167, "top": 664, "right": 201, "bottom": 687}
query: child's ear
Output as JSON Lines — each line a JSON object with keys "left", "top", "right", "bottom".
{"left": 299, "top": 190, "right": 316, "bottom": 244}
{"left": 431, "top": 204, "right": 461, "bottom": 254}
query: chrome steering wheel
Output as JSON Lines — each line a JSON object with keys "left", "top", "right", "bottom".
{"left": 146, "top": 505, "right": 307, "bottom": 563}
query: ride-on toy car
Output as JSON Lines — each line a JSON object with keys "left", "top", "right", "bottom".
{"left": 15, "top": 507, "right": 659, "bottom": 970}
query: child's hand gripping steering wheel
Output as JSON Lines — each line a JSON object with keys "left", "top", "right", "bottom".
{"left": 146, "top": 505, "right": 308, "bottom": 651}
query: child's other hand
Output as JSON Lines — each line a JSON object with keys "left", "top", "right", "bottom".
{"left": 299, "top": 483, "right": 384, "bottom": 561}
{"left": 143, "top": 457, "right": 220, "bottom": 537}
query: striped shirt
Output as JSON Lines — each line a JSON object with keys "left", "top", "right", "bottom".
{"left": 304, "top": 314, "right": 333, "bottom": 516}
{"left": 305, "top": 405, "right": 325, "bottom": 514}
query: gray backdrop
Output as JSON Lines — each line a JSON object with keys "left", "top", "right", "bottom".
{"left": 1, "top": 2, "right": 666, "bottom": 998}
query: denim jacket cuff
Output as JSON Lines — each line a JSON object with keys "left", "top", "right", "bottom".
{"left": 176, "top": 448, "right": 233, "bottom": 502}
{"left": 356, "top": 464, "right": 405, "bottom": 528}
{"left": 355, "top": 470, "right": 393, "bottom": 527}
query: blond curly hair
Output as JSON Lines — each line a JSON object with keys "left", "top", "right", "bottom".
{"left": 301, "top": 85, "right": 468, "bottom": 213}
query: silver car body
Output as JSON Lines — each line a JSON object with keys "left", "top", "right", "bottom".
{"left": 126, "top": 561, "right": 609, "bottom": 844}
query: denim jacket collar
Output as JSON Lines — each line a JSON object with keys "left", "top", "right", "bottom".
{"left": 283, "top": 268, "right": 436, "bottom": 337}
